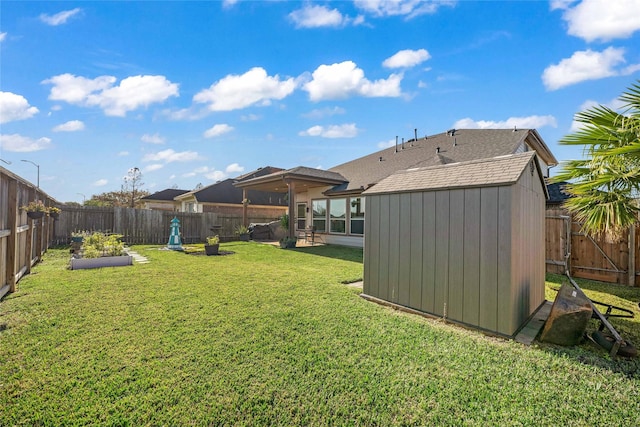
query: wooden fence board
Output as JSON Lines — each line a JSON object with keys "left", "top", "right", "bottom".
{"left": 545, "top": 208, "right": 638, "bottom": 286}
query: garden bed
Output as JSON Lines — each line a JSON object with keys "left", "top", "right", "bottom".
{"left": 70, "top": 255, "right": 133, "bottom": 270}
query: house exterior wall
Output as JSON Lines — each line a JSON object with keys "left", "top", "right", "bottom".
{"left": 294, "top": 187, "right": 364, "bottom": 247}
{"left": 142, "top": 201, "right": 180, "bottom": 211}
{"left": 363, "top": 171, "right": 545, "bottom": 336}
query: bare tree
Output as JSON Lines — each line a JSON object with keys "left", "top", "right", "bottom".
{"left": 122, "top": 167, "right": 145, "bottom": 208}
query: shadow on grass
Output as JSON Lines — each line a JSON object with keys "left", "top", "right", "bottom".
{"left": 289, "top": 245, "right": 363, "bottom": 263}
{"left": 540, "top": 274, "right": 640, "bottom": 378}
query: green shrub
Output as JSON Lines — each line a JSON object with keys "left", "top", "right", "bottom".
{"left": 81, "top": 232, "right": 125, "bottom": 258}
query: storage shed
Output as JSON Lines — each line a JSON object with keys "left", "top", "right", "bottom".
{"left": 362, "top": 152, "right": 548, "bottom": 337}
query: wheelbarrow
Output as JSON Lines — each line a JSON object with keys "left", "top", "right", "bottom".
{"left": 565, "top": 274, "right": 636, "bottom": 358}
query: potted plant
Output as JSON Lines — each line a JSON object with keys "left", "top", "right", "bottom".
{"left": 71, "top": 231, "right": 86, "bottom": 243}
{"left": 48, "top": 206, "right": 61, "bottom": 219}
{"left": 235, "top": 224, "right": 250, "bottom": 241}
{"left": 279, "top": 236, "right": 297, "bottom": 249}
{"left": 21, "top": 200, "right": 47, "bottom": 219}
{"left": 204, "top": 235, "right": 220, "bottom": 256}
{"left": 278, "top": 214, "right": 296, "bottom": 248}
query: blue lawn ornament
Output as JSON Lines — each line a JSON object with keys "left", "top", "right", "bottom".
{"left": 167, "top": 216, "right": 183, "bottom": 250}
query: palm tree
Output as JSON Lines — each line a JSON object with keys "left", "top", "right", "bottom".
{"left": 553, "top": 80, "right": 640, "bottom": 241}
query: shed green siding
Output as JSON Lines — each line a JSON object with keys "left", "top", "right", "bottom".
{"left": 363, "top": 154, "right": 546, "bottom": 337}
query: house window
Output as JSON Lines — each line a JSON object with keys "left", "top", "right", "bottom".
{"left": 296, "top": 203, "right": 306, "bottom": 230}
{"left": 330, "top": 198, "right": 346, "bottom": 234}
{"left": 350, "top": 197, "right": 364, "bottom": 235}
{"left": 312, "top": 200, "right": 327, "bottom": 232}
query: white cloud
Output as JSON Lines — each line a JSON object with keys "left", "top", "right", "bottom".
{"left": 204, "top": 124, "right": 234, "bottom": 138}
{"left": 570, "top": 97, "right": 627, "bottom": 131}
{"left": 183, "top": 166, "right": 210, "bottom": 178}
{"left": 205, "top": 170, "right": 227, "bottom": 181}
{"left": 118, "top": 151, "right": 129, "bottom": 157}
{"left": 383, "top": 49, "right": 431, "bottom": 68}
{"left": 302, "top": 106, "right": 346, "bottom": 119}
{"left": 43, "top": 73, "right": 179, "bottom": 116}
{"left": 241, "top": 113, "right": 261, "bottom": 121}
{"left": 303, "top": 61, "right": 402, "bottom": 101}
{"left": 288, "top": 5, "right": 349, "bottom": 28}
{"left": 143, "top": 164, "right": 164, "bottom": 172}
{"left": 0, "top": 92, "right": 39, "bottom": 123}
{"left": 185, "top": 163, "right": 244, "bottom": 181}
{"left": 141, "top": 133, "right": 165, "bottom": 144}
{"left": 225, "top": 163, "right": 244, "bottom": 174}
{"left": 142, "top": 149, "right": 200, "bottom": 163}
{"left": 53, "top": 120, "right": 84, "bottom": 132}
{"left": 378, "top": 138, "right": 396, "bottom": 149}
{"left": 560, "top": 0, "right": 640, "bottom": 42}
{"left": 453, "top": 115, "right": 558, "bottom": 130}
{"left": 0, "top": 134, "right": 52, "bottom": 152}
{"left": 39, "top": 8, "right": 81, "bottom": 26}
{"left": 93, "top": 179, "right": 108, "bottom": 187}
{"left": 222, "top": 0, "right": 238, "bottom": 8}
{"left": 542, "top": 47, "right": 638, "bottom": 91}
{"left": 193, "top": 67, "right": 296, "bottom": 111}
{"left": 161, "top": 106, "right": 209, "bottom": 121}
{"left": 299, "top": 123, "right": 360, "bottom": 138}
{"left": 354, "top": 0, "right": 455, "bottom": 19}
{"left": 0, "top": 32, "right": 6, "bottom": 42}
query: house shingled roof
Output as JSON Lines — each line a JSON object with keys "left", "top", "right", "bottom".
{"left": 546, "top": 181, "right": 571, "bottom": 205}
{"left": 363, "top": 152, "right": 546, "bottom": 196}
{"left": 140, "top": 188, "right": 189, "bottom": 201}
{"left": 175, "top": 166, "right": 288, "bottom": 206}
{"left": 329, "top": 128, "right": 557, "bottom": 194}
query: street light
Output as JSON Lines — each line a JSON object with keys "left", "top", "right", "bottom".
{"left": 21, "top": 159, "right": 40, "bottom": 188}
{"left": 77, "top": 193, "right": 86, "bottom": 205}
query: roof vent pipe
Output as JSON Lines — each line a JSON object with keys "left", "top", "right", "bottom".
{"left": 454, "top": 137, "right": 457, "bottom": 147}
{"left": 436, "top": 146, "right": 440, "bottom": 154}
{"left": 413, "top": 128, "right": 417, "bottom": 146}
{"left": 513, "top": 125, "right": 517, "bottom": 132}
{"left": 395, "top": 136, "right": 398, "bottom": 153}
{"left": 401, "top": 138, "right": 405, "bottom": 150}
{"left": 379, "top": 156, "right": 383, "bottom": 162}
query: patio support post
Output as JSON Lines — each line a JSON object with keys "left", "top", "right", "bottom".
{"left": 286, "top": 180, "right": 295, "bottom": 238}
{"left": 242, "top": 189, "right": 248, "bottom": 227}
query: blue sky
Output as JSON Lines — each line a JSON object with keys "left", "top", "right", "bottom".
{"left": 1, "top": 0, "right": 639, "bottom": 203}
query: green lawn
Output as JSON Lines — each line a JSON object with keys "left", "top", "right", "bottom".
{"left": 1, "top": 242, "right": 639, "bottom": 426}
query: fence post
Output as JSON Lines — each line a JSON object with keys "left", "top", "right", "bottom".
{"left": 7, "top": 178, "right": 18, "bottom": 293}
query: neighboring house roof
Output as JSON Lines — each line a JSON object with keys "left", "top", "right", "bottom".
{"left": 141, "top": 189, "right": 189, "bottom": 201}
{"left": 329, "top": 128, "right": 557, "bottom": 194}
{"left": 546, "top": 181, "right": 571, "bottom": 205}
{"left": 175, "top": 166, "right": 288, "bottom": 206}
{"left": 363, "top": 152, "right": 548, "bottom": 197}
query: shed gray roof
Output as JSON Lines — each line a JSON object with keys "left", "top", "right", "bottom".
{"left": 363, "top": 152, "right": 540, "bottom": 195}
{"left": 330, "top": 129, "right": 556, "bottom": 194}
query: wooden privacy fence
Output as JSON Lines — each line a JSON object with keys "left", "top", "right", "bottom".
{"left": 546, "top": 208, "right": 639, "bottom": 286}
{"left": 1, "top": 167, "right": 58, "bottom": 300}
{"left": 53, "top": 206, "right": 278, "bottom": 245}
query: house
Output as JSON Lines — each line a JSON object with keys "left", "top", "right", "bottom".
{"left": 140, "top": 188, "right": 189, "bottom": 211}
{"left": 361, "top": 152, "right": 548, "bottom": 337}
{"left": 235, "top": 128, "right": 558, "bottom": 247}
{"left": 546, "top": 181, "right": 571, "bottom": 209}
{"left": 174, "top": 166, "right": 288, "bottom": 220}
